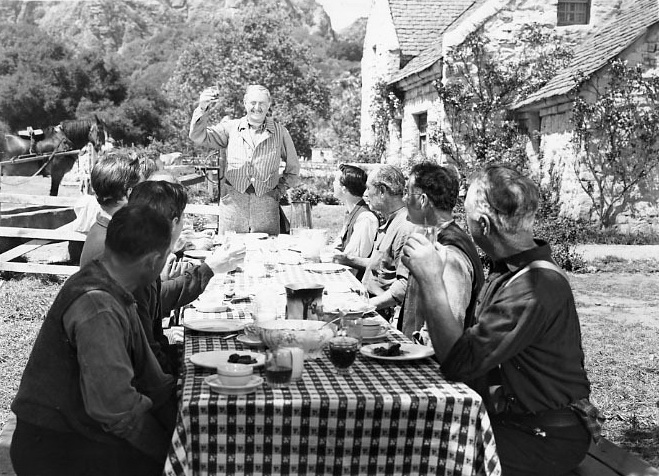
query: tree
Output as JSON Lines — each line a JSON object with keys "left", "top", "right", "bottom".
{"left": 571, "top": 59, "right": 659, "bottom": 228}
{"left": 164, "top": 6, "right": 330, "bottom": 157}
{"left": 0, "top": 23, "right": 128, "bottom": 131}
{"left": 432, "top": 24, "right": 572, "bottom": 180}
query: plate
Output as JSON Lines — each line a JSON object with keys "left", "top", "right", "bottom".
{"left": 192, "top": 301, "right": 230, "bottom": 313}
{"left": 183, "top": 249, "right": 211, "bottom": 260}
{"left": 302, "top": 263, "right": 348, "bottom": 274}
{"left": 205, "top": 375, "right": 264, "bottom": 395}
{"left": 190, "top": 350, "right": 265, "bottom": 369}
{"left": 236, "top": 334, "right": 264, "bottom": 347}
{"left": 362, "top": 330, "right": 389, "bottom": 343}
{"left": 360, "top": 343, "right": 435, "bottom": 361}
{"left": 183, "top": 318, "right": 245, "bottom": 333}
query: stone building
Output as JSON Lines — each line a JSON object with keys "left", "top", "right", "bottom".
{"left": 361, "top": 0, "right": 659, "bottom": 229}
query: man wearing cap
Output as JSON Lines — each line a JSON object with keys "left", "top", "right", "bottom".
{"left": 189, "top": 84, "right": 299, "bottom": 235}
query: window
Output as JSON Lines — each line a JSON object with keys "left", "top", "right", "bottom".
{"left": 416, "top": 113, "right": 427, "bottom": 155}
{"left": 557, "top": 0, "right": 590, "bottom": 26}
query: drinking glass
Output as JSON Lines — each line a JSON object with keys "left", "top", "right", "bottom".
{"left": 265, "top": 348, "right": 293, "bottom": 388}
{"left": 328, "top": 336, "right": 361, "bottom": 375}
{"left": 416, "top": 225, "right": 437, "bottom": 244}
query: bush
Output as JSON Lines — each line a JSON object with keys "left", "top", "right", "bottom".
{"left": 534, "top": 188, "right": 585, "bottom": 272}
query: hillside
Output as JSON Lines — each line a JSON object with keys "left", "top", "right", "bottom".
{"left": 0, "top": 0, "right": 335, "bottom": 53}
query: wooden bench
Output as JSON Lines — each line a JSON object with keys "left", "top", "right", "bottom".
{"left": 569, "top": 438, "right": 659, "bottom": 476}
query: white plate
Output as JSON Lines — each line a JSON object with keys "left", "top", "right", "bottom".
{"left": 190, "top": 350, "right": 265, "bottom": 369}
{"left": 183, "top": 318, "right": 245, "bottom": 333}
{"left": 205, "top": 375, "right": 264, "bottom": 395}
{"left": 362, "top": 330, "right": 389, "bottom": 343}
{"left": 183, "top": 249, "right": 211, "bottom": 260}
{"left": 192, "top": 301, "right": 230, "bottom": 313}
{"left": 236, "top": 335, "right": 264, "bottom": 347}
{"left": 360, "top": 343, "right": 435, "bottom": 361}
{"left": 302, "top": 263, "right": 348, "bottom": 273}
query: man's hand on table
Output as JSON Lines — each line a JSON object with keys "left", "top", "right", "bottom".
{"left": 206, "top": 242, "right": 247, "bottom": 274}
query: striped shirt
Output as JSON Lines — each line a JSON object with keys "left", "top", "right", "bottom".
{"left": 189, "top": 109, "right": 299, "bottom": 197}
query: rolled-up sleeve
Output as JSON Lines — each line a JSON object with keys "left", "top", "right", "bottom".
{"left": 189, "top": 107, "right": 230, "bottom": 149}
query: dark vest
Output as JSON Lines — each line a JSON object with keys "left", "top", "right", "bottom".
{"left": 437, "top": 222, "right": 485, "bottom": 329}
{"left": 336, "top": 199, "right": 375, "bottom": 253}
{"left": 11, "top": 261, "right": 136, "bottom": 445}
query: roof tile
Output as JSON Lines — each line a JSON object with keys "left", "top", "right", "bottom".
{"left": 515, "top": 0, "right": 659, "bottom": 109}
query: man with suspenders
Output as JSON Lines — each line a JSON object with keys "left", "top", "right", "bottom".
{"left": 402, "top": 165, "right": 602, "bottom": 476}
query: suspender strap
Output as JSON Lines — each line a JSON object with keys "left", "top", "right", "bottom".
{"left": 504, "top": 260, "right": 568, "bottom": 288}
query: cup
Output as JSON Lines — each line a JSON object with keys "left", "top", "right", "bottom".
{"left": 319, "top": 246, "right": 335, "bottom": 263}
{"left": 265, "top": 348, "right": 293, "bottom": 388}
{"left": 328, "top": 336, "right": 361, "bottom": 375}
{"left": 361, "top": 317, "right": 385, "bottom": 339}
{"left": 216, "top": 363, "right": 253, "bottom": 386}
{"left": 285, "top": 283, "right": 324, "bottom": 320}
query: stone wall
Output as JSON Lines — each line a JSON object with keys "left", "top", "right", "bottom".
{"left": 360, "top": 0, "right": 401, "bottom": 148}
{"left": 535, "top": 23, "right": 659, "bottom": 231}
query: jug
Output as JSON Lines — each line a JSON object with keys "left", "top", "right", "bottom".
{"left": 285, "top": 283, "right": 324, "bottom": 320}
{"left": 290, "top": 201, "right": 312, "bottom": 230}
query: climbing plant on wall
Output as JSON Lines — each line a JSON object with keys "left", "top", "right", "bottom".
{"left": 370, "top": 80, "right": 403, "bottom": 161}
{"left": 432, "top": 24, "right": 572, "bottom": 180}
{"left": 572, "top": 59, "right": 659, "bottom": 229}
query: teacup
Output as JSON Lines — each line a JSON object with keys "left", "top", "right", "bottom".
{"left": 216, "top": 363, "right": 253, "bottom": 386}
{"left": 361, "top": 317, "right": 385, "bottom": 338}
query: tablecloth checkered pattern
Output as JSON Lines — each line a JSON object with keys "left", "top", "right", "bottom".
{"left": 164, "top": 262, "right": 501, "bottom": 476}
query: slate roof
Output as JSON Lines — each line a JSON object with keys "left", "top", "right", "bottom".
{"left": 514, "top": 0, "right": 659, "bottom": 110}
{"left": 389, "top": 0, "right": 475, "bottom": 58}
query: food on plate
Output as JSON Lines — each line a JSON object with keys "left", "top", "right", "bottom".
{"left": 372, "top": 343, "right": 405, "bottom": 357}
{"left": 228, "top": 353, "right": 258, "bottom": 364}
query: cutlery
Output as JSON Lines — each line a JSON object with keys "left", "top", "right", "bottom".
{"left": 221, "top": 333, "right": 239, "bottom": 340}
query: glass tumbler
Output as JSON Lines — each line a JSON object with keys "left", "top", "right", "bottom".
{"left": 265, "top": 348, "right": 293, "bottom": 388}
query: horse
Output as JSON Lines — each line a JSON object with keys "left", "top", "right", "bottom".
{"left": 1, "top": 117, "right": 107, "bottom": 196}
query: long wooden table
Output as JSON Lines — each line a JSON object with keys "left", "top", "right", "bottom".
{"left": 164, "top": 239, "right": 501, "bottom": 476}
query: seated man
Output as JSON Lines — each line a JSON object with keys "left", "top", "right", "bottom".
{"left": 402, "top": 165, "right": 601, "bottom": 476}
{"left": 79, "top": 153, "right": 143, "bottom": 266}
{"left": 11, "top": 205, "right": 179, "bottom": 476}
{"left": 336, "top": 165, "right": 414, "bottom": 319}
{"left": 400, "top": 162, "right": 484, "bottom": 342}
{"left": 128, "top": 180, "right": 245, "bottom": 375}
{"left": 331, "top": 164, "right": 378, "bottom": 280}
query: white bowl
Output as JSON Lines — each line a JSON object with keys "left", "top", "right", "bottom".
{"left": 258, "top": 319, "right": 337, "bottom": 359}
{"left": 216, "top": 363, "right": 254, "bottom": 386}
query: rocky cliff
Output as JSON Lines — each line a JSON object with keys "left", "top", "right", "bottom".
{"left": 0, "top": 0, "right": 334, "bottom": 53}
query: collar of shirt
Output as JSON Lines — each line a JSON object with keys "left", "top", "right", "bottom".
{"left": 379, "top": 206, "right": 406, "bottom": 233}
{"left": 90, "top": 260, "right": 137, "bottom": 306}
{"left": 238, "top": 116, "right": 275, "bottom": 134}
{"left": 492, "top": 239, "right": 552, "bottom": 274}
{"left": 435, "top": 219, "right": 455, "bottom": 233}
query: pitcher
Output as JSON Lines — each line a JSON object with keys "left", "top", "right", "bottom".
{"left": 290, "top": 201, "right": 312, "bottom": 230}
{"left": 285, "top": 283, "right": 324, "bottom": 320}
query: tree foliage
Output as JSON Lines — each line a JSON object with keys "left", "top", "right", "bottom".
{"left": 0, "top": 23, "right": 127, "bottom": 131}
{"left": 164, "top": 6, "right": 330, "bottom": 157}
{"left": 432, "top": 24, "right": 572, "bottom": 179}
{"left": 572, "top": 59, "right": 659, "bottom": 228}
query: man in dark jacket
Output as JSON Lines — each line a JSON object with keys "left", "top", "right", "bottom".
{"left": 402, "top": 165, "right": 601, "bottom": 476}
{"left": 11, "top": 206, "right": 178, "bottom": 476}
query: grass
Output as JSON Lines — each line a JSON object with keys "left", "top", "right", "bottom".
{"left": 0, "top": 204, "right": 658, "bottom": 468}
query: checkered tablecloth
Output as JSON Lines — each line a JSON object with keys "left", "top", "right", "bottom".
{"left": 164, "top": 260, "right": 501, "bottom": 476}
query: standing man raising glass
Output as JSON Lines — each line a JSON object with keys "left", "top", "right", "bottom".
{"left": 189, "top": 84, "right": 300, "bottom": 235}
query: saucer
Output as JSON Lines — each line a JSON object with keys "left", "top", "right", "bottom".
{"left": 362, "top": 330, "right": 388, "bottom": 343}
{"left": 182, "top": 318, "right": 244, "bottom": 333}
{"left": 236, "top": 335, "right": 264, "bottom": 347}
{"left": 205, "top": 375, "right": 264, "bottom": 395}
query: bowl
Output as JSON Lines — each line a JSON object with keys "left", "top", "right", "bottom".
{"left": 216, "top": 363, "right": 254, "bottom": 386}
{"left": 258, "top": 319, "right": 337, "bottom": 359}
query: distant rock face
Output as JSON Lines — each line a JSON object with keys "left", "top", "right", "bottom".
{"left": 0, "top": 0, "right": 334, "bottom": 52}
